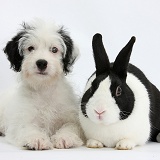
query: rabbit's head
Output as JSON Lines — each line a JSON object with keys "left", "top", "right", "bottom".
{"left": 81, "top": 34, "right": 136, "bottom": 125}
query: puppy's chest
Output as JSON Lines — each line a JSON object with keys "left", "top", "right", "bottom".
{"left": 32, "top": 93, "right": 66, "bottom": 125}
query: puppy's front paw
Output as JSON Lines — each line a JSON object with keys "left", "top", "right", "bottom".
{"left": 116, "top": 139, "right": 136, "bottom": 150}
{"left": 51, "top": 132, "right": 83, "bottom": 149}
{"left": 87, "top": 139, "right": 104, "bottom": 148}
{"left": 24, "top": 135, "right": 53, "bottom": 150}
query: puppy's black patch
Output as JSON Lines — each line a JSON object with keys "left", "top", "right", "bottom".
{"left": 58, "top": 27, "right": 76, "bottom": 74}
{"left": 4, "top": 31, "right": 25, "bottom": 72}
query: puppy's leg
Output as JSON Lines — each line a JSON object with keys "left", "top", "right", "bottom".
{"left": 51, "top": 123, "right": 83, "bottom": 149}
{"left": 6, "top": 126, "right": 53, "bottom": 150}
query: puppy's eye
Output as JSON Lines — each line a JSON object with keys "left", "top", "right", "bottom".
{"left": 28, "top": 46, "right": 34, "bottom": 52}
{"left": 116, "top": 86, "right": 122, "bottom": 97}
{"left": 51, "top": 47, "right": 58, "bottom": 53}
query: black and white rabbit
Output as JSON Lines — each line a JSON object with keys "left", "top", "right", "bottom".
{"left": 79, "top": 33, "right": 160, "bottom": 150}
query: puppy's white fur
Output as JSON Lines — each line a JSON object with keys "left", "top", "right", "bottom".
{"left": 0, "top": 19, "right": 83, "bottom": 150}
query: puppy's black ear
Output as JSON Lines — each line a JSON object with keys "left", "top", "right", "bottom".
{"left": 58, "top": 27, "right": 79, "bottom": 74}
{"left": 4, "top": 32, "right": 25, "bottom": 72}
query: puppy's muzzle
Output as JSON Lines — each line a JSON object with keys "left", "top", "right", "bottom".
{"left": 36, "top": 59, "right": 48, "bottom": 71}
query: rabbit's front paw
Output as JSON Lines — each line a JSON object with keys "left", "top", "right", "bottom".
{"left": 87, "top": 139, "right": 104, "bottom": 148}
{"left": 116, "top": 139, "right": 136, "bottom": 150}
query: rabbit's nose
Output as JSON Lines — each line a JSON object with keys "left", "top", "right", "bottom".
{"left": 94, "top": 110, "right": 106, "bottom": 115}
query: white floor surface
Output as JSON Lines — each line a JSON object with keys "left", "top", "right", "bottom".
{"left": 0, "top": 137, "right": 160, "bottom": 160}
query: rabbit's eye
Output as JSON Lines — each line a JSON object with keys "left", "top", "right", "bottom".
{"left": 116, "top": 86, "right": 122, "bottom": 97}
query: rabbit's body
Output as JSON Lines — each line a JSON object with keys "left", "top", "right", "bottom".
{"left": 79, "top": 34, "right": 160, "bottom": 149}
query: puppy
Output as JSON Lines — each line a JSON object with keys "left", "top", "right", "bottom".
{"left": 0, "top": 19, "right": 83, "bottom": 150}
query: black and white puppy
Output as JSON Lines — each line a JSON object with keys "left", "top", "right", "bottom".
{"left": 0, "top": 19, "right": 83, "bottom": 150}
{"left": 79, "top": 34, "right": 160, "bottom": 149}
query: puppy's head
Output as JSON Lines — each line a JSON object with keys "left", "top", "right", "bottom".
{"left": 4, "top": 19, "right": 79, "bottom": 85}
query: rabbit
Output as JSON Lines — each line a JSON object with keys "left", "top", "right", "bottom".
{"left": 79, "top": 33, "right": 160, "bottom": 150}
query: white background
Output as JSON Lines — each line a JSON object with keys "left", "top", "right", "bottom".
{"left": 0, "top": 0, "right": 160, "bottom": 159}
{"left": 0, "top": 0, "right": 160, "bottom": 93}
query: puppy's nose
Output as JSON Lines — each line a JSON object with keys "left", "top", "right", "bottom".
{"left": 36, "top": 59, "right": 48, "bottom": 71}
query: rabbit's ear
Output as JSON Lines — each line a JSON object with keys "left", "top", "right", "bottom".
{"left": 113, "top": 36, "right": 136, "bottom": 81}
{"left": 92, "top": 33, "right": 110, "bottom": 77}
